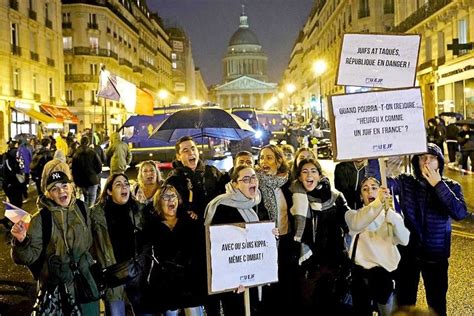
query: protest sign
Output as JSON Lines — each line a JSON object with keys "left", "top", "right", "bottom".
{"left": 329, "top": 87, "right": 427, "bottom": 161}
{"left": 206, "top": 221, "right": 278, "bottom": 294}
{"left": 336, "top": 33, "right": 421, "bottom": 88}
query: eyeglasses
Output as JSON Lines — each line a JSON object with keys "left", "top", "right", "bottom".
{"left": 161, "top": 194, "right": 177, "bottom": 201}
{"left": 237, "top": 175, "right": 258, "bottom": 184}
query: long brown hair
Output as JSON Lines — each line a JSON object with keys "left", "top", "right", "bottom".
{"left": 258, "top": 144, "right": 289, "bottom": 174}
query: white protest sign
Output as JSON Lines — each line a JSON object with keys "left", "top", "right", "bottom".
{"left": 206, "top": 221, "right": 278, "bottom": 294}
{"left": 329, "top": 87, "right": 427, "bottom": 161}
{"left": 336, "top": 33, "right": 420, "bottom": 88}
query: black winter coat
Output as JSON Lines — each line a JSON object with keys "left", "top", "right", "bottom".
{"left": 165, "top": 160, "right": 226, "bottom": 220}
{"left": 71, "top": 145, "right": 102, "bottom": 187}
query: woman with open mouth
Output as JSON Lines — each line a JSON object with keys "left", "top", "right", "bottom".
{"left": 205, "top": 165, "right": 274, "bottom": 316}
{"left": 90, "top": 173, "right": 147, "bottom": 316}
{"left": 344, "top": 177, "right": 409, "bottom": 316}
{"left": 140, "top": 184, "right": 205, "bottom": 316}
{"left": 131, "top": 160, "right": 163, "bottom": 206}
{"left": 290, "top": 158, "right": 352, "bottom": 314}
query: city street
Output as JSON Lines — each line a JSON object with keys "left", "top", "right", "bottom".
{"left": 0, "top": 158, "right": 473, "bottom": 315}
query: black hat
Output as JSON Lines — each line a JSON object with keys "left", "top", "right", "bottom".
{"left": 46, "top": 171, "right": 71, "bottom": 191}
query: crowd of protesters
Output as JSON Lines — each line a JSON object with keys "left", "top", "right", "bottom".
{"left": 2, "top": 125, "right": 469, "bottom": 316}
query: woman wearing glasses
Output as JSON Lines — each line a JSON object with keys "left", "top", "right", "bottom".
{"left": 141, "top": 184, "right": 205, "bottom": 316}
{"left": 204, "top": 165, "right": 272, "bottom": 316}
{"left": 90, "top": 173, "right": 147, "bottom": 316}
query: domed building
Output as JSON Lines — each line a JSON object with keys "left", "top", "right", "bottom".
{"left": 214, "top": 5, "right": 276, "bottom": 109}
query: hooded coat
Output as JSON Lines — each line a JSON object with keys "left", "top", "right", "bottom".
{"left": 388, "top": 143, "right": 468, "bottom": 261}
{"left": 106, "top": 133, "right": 132, "bottom": 174}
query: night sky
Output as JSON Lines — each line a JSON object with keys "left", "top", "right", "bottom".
{"left": 148, "top": 0, "right": 314, "bottom": 86}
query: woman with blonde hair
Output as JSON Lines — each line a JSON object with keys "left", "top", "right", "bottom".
{"left": 131, "top": 160, "right": 162, "bottom": 205}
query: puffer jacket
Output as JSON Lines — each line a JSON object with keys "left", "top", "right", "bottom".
{"left": 89, "top": 199, "right": 145, "bottom": 301}
{"left": 165, "top": 160, "right": 225, "bottom": 219}
{"left": 106, "top": 133, "right": 132, "bottom": 174}
{"left": 11, "top": 195, "right": 98, "bottom": 299}
{"left": 388, "top": 143, "right": 468, "bottom": 261}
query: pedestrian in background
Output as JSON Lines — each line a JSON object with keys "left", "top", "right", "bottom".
{"left": 2, "top": 141, "right": 24, "bottom": 207}
{"left": 17, "top": 137, "right": 32, "bottom": 201}
{"left": 457, "top": 123, "right": 474, "bottom": 172}
{"left": 445, "top": 117, "right": 460, "bottom": 164}
{"left": 106, "top": 132, "right": 132, "bottom": 174}
{"left": 388, "top": 143, "right": 468, "bottom": 316}
{"left": 72, "top": 136, "right": 103, "bottom": 207}
{"left": 30, "top": 138, "right": 53, "bottom": 197}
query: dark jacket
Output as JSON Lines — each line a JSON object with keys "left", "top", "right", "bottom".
{"left": 72, "top": 145, "right": 102, "bottom": 187}
{"left": 165, "top": 160, "right": 226, "bottom": 220}
{"left": 458, "top": 129, "right": 474, "bottom": 152}
{"left": 143, "top": 214, "right": 205, "bottom": 311}
{"left": 388, "top": 143, "right": 468, "bottom": 261}
{"left": 29, "top": 147, "right": 53, "bottom": 180}
{"left": 2, "top": 148, "right": 22, "bottom": 192}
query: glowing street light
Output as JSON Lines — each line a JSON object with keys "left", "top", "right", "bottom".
{"left": 180, "top": 96, "right": 189, "bottom": 104}
{"left": 313, "top": 60, "right": 327, "bottom": 125}
{"left": 286, "top": 83, "right": 296, "bottom": 94}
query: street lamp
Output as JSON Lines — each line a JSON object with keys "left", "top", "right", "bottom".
{"left": 313, "top": 60, "right": 327, "bottom": 127}
{"left": 158, "top": 89, "right": 168, "bottom": 111}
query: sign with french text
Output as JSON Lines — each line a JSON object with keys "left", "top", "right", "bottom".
{"left": 336, "top": 33, "right": 421, "bottom": 88}
{"left": 206, "top": 221, "right": 278, "bottom": 294}
{"left": 329, "top": 87, "right": 427, "bottom": 161}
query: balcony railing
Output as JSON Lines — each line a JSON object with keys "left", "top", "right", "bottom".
{"left": 66, "top": 100, "right": 75, "bottom": 106}
{"left": 30, "top": 51, "right": 39, "bottom": 61}
{"left": 34, "top": 93, "right": 41, "bottom": 101}
{"left": 74, "top": 47, "right": 99, "bottom": 55}
{"left": 65, "top": 74, "right": 99, "bottom": 83}
{"left": 62, "top": 22, "right": 72, "bottom": 29}
{"left": 14, "top": 89, "right": 22, "bottom": 97}
{"left": 50, "top": 96, "right": 56, "bottom": 104}
{"left": 47, "top": 58, "right": 55, "bottom": 67}
{"left": 119, "top": 58, "right": 133, "bottom": 69}
{"left": 418, "top": 60, "right": 433, "bottom": 71}
{"left": 133, "top": 66, "right": 143, "bottom": 73}
{"left": 139, "top": 58, "right": 158, "bottom": 73}
{"left": 139, "top": 38, "right": 157, "bottom": 54}
{"left": 28, "top": 9, "right": 37, "bottom": 20}
{"left": 11, "top": 44, "right": 21, "bottom": 56}
{"left": 87, "top": 22, "right": 99, "bottom": 30}
{"left": 45, "top": 19, "right": 53, "bottom": 29}
{"left": 10, "top": 0, "right": 18, "bottom": 10}
{"left": 393, "top": 0, "right": 452, "bottom": 32}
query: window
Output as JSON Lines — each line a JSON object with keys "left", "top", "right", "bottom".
{"left": 11, "top": 23, "right": 19, "bottom": 46}
{"left": 13, "top": 69, "right": 21, "bottom": 90}
{"left": 358, "top": 0, "right": 370, "bottom": 18}
{"left": 90, "top": 64, "right": 98, "bottom": 75}
{"left": 32, "top": 74, "right": 37, "bottom": 93}
{"left": 88, "top": 13, "right": 97, "bottom": 24}
{"left": 64, "top": 63, "right": 72, "bottom": 75}
{"left": 66, "top": 90, "right": 73, "bottom": 101}
{"left": 30, "top": 32, "right": 37, "bottom": 53}
{"left": 437, "top": 31, "right": 445, "bottom": 57}
{"left": 48, "top": 78, "right": 53, "bottom": 97}
{"left": 425, "top": 36, "right": 432, "bottom": 62}
{"left": 46, "top": 39, "right": 52, "bottom": 58}
{"left": 171, "top": 53, "right": 176, "bottom": 59}
{"left": 458, "top": 18, "right": 469, "bottom": 55}
{"left": 44, "top": 3, "right": 49, "bottom": 20}
{"left": 91, "top": 90, "right": 97, "bottom": 104}
{"left": 62, "top": 12, "right": 71, "bottom": 23}
{"left": 63, "top": 36, "right": 72, "bottom": 49}
{"left": 89, "top": 37, "right": 98, "bottom": 53}
{"left": 384, "top": 0, "right": 394, "bottom": 14}
{"left": 29, "top": 0, "right": 34, "bottom": 10}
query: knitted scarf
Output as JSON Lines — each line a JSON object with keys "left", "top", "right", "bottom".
{"left": 204, "top": 182, "right": 261, "bottom": 225}
{"left": 257, "top": 171, "right": 288, "bottom": 223}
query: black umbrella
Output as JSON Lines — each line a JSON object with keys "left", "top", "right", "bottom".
{"left": 455, "top": 119, "right": 474, "bottom": 127}
{"left": 439, "top": 112, "right": 464, "bottom": 120}
{"left": 149, "top": 107, "right": 256, "bottom": 142}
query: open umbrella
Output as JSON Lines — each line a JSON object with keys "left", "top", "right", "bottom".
{"left": 149, "top": 107, "right": 256, "bottom": 142}
{"left": 439, "top": 112, "right": 464, "bottom": 120}
{"left": 455, "top": 119, "right": 474, "bottom": 127}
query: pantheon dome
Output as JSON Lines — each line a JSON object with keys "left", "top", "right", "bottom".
{"left": 223, "top": 6, "right": 268, "bottom": 82}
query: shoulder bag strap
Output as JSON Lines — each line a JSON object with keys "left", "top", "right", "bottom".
{"left": 350, "top": 233, "right": 360, "bottom": 265}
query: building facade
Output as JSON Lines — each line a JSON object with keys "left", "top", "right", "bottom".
{"left": 62, "top": 0, "right": 173, "bottom": 133}
{"left": 0, "top": 0, "right": 65, "bottom": 151}
{"left": 394, "top": 0, "right": 473, "bottom": 119}
{"left": 280, "top": 0, "right": 395, "bottom": 121}
{"left": 214, "top": 5, "right": 276, "bottom": 110}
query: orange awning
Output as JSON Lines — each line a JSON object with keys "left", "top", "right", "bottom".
{"left": 40, "top": 104, "right": 79, "bottom": 124}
